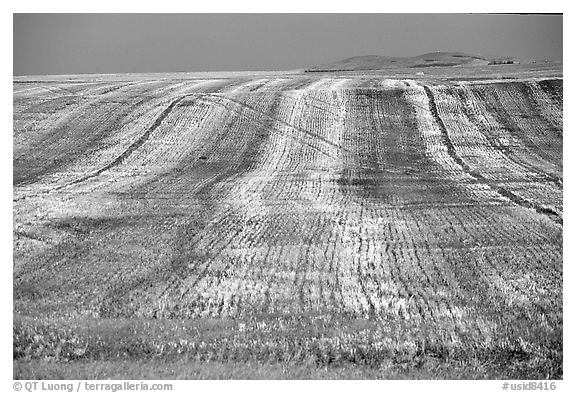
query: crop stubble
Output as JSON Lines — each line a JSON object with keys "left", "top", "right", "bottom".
{"left": 13, "top": 73, "right": 562, "bottom": 378}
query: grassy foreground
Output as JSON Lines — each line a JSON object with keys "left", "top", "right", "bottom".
{"left": 13, "top": 313, "right": 561, "bottom": 379}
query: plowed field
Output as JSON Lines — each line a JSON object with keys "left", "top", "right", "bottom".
{"left": 13, "top": 70, "right": 562, "bottom": 379}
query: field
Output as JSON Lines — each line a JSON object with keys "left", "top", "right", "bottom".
{"left": 13, "top": 63, "right": 563, "bottom": 379}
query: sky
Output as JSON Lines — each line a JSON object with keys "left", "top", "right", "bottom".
{"left": 13, "top": 14, "right": 563, "bottom": 76}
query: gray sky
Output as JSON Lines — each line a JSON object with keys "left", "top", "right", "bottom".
{"left": 13, "top": 14, "right": 562, "bottom": 76}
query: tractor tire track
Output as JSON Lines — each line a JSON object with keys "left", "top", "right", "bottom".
{"left": 66, "top": 95, "right": 190, "bottom": 187}
{"left": 423, "top": 85, "right": 562, "bottom": 225}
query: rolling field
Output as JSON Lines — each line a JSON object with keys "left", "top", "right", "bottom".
{"left": 13, "top": 66, "right": 563, "bottom": 379}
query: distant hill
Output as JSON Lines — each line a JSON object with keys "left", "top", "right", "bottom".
{"left": 306, "top": 52, "right": 528, "bottom": 72}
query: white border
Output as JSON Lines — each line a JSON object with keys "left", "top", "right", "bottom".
{"left": 4, "top": 0, "right": 570, "bottom": 13}
{"left": 3, "top": 3, "right": 571, "bottom": 392}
